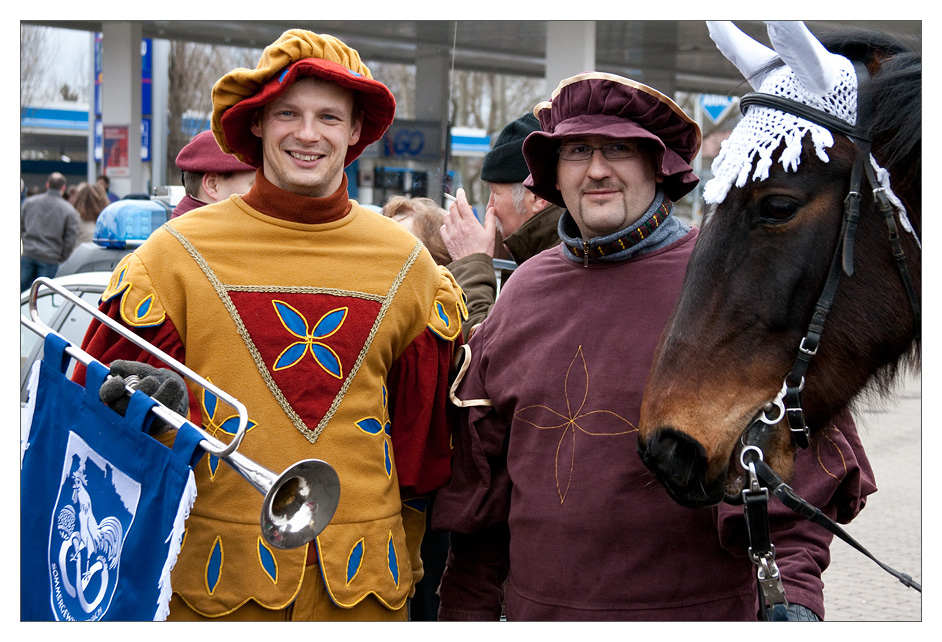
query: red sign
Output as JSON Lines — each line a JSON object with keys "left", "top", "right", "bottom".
{"left": 103, "top": 125, "right": 130, "bottom": 177}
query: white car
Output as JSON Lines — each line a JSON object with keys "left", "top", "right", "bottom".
{"left": 20, "top": 197, "right": 171, "bottom": 404}
{"left": 20, "top": 271, "right": 113, "bottom": 404}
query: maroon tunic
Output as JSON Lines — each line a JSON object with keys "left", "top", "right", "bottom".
{"left": 433, "top": 229, "right": 876, "bottom": 620}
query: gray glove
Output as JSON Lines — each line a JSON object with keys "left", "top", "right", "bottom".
{"left": 100, "top": 360, "right": 188, "bottom": 435}
{"left": 769, "top": 603, "right": 821, "bottom": 621}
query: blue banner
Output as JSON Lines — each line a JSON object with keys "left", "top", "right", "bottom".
{"left": 21, "top": 334, "right": 203, "bottom": 621}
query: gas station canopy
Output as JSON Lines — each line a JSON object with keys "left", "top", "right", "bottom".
{"left": 24, "top": 20, "right": 920, "bottom": 95}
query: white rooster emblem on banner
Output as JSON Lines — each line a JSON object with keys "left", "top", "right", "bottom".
{"left": 57, "top": 462, "right": 124, "bottom": 614}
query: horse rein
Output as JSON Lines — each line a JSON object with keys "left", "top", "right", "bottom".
{"left": 733, "top": 61, "right": 923, "bottom": 616}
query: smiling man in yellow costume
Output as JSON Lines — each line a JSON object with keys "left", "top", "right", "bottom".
{"left": 77, "top": 29, "right": 464, "bottom": 621}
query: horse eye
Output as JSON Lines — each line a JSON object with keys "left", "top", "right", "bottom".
{"left": 760, "top": 197, "right": 799, "bottom": 223}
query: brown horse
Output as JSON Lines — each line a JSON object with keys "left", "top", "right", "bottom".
{"left": 637, "top": 22, "right": 921, "bottom": 508}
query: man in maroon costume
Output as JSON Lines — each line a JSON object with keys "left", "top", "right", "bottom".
{"left": 432, "top": 72, "right": 875, "bottom": 621}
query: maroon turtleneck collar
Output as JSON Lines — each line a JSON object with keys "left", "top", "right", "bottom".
{"left": 242, "top": 168, "right": 353, "bottom": 224}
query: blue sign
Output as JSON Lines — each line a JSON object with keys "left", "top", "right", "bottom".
{"left": 382, "top": 120, "right": 441, "bottom": 161}
{"left": 700, "top": 94, "right": 737, "bottom": 124}
{"left": 94, "top": 34, "right": 153, "bottom": 118}
{"left": 393, "top": 129, "right": 425, "bottom": 157}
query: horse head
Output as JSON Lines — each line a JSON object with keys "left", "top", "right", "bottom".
{"left": 637, "top": 21, "right": 921, "bottom": 508}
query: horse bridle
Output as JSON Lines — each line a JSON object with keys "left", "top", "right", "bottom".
{"left": 739, "top": 60, "right": 921, "bottom": 451}
{"left": 733, "top": 61, "right": 923, "bottom": 616}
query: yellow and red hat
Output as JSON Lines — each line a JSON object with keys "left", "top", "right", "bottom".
{"left": 210, "top": 29, "right": 396, "bottom": 168}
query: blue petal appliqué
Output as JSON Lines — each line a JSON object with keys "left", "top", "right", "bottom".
{"left": 346, "top": 539, "right": 364, "bottom": 585}
{"left": 207, "top": 537, "right": 223, "bottom": 595}
{"left": 257, "top": 537, "right": 278, "bottom": 584}
{"left": 387, "top": 533, "right": 399, "bottom": 587}
{"left": 357, "top": 418, "right": 384, "bottom": 435}
{"left": 274, "top": 341, "right": 308, "bottom": 371}
{"left": 312, "top": 308, "right": 346, "bottom": 338}
{"left": 273, "top": 301, "right": 309, "bottom": 337}
{"left": 311, "top": 343, "right": 342, "bottom": 378}
{"left": 135, "top": 294, "right": 154, "bottom": 320}
{"left": 436, "top": 300, "right": 450, "bottom": 326}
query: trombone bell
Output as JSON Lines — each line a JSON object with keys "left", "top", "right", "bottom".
{"left": 261, "top": 459, "right": 341, "bottom": 550}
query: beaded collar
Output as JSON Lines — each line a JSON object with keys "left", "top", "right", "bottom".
{"left": 562, "top": 196, "right": 672, "bottom": 265}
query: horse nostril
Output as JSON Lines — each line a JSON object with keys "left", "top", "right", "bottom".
{"left": 638, "top": 428, "right": 709, "bottom": 489}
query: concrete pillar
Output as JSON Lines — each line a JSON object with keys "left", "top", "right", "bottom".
{"left": 414, "top": 42, "right": 451, "bottom": 198}
{"left": 545, "top": 22, "right": 596, "bottom": 90}
{"left": 151, "top": 38, "right": 170, "bottom": 188}
{"left": 100, "top": 22, "right": 143, "bottom": 197}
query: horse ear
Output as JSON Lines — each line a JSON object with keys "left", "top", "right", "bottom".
{"left": 765, "top": 21, "right": 846, "bottom": 95}
{"left": 707, "top": 21, "right": 777, "bottom": 90}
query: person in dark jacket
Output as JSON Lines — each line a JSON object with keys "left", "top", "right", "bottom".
{"left": 442, "top": 113, "right": 564, "bottom": 339}
{"left": 20, "top": 172, "right": 80, "bottom": 291}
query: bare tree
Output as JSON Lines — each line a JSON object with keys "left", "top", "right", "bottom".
{"left": 21, "top": 26, "right": 91, "bottom": 108}
{"left": 367, "top": 61, "right": 414, "bottom": 119}
{"left": 447, "top": 69, "right": 544, "bottom": 208}
{"left": 164, "top": 41, "right": 260, "bottom": 185}
{"left": 20, "top": 25, "right": 57, "bottom": 108}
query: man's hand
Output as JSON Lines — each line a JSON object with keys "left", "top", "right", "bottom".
{"left": 441, "top": 188, "right": 497, "bottom": 261}
{"left": 100, "top": 360, "right": 188, "bottom": 435}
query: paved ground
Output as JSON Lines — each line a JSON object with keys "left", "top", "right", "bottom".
{"left": 820, "top": 369, "right": 922, "bottom": 622}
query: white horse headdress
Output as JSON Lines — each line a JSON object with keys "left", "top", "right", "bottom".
{"left": 702, "top": 21, "right": 858, "bottom": 205}
{"left": 703, "top": 21, "right": 914, "bottom": 242}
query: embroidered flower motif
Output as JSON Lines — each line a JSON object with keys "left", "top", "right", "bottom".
{"left": 200, "top": 381, "right": 258, "bottom": 479}
{"left": 513, "top": 345, "right": 637, "bottom": 503}
{"left": 356, "top": 385, "right": 393, "bottom": 478}
{"left": 814, "top": 425, "right": 849, "bottom": 482}
{"left": 272, "top": 301, "right": 347, "bottom": 378}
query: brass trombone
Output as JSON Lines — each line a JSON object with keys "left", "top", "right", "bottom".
{"left": 22, "top": 277, "right": 341, "bottom": 550}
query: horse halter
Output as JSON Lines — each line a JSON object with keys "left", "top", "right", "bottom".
{"left": 740, "top": 60, "right": 921, "bottom": 451}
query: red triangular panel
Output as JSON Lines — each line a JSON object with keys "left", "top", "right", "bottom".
{"left": 229, "top": 290, "right": 382, "bottom": 427}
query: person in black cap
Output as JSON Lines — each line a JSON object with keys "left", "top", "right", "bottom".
{"left": 442, "top": 113, "right": 564, "bottom": 339}
{"left": 171, "top": 130, "right": 257, "bottom": 219}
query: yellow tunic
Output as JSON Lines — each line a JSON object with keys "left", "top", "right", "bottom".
{"left": 100, "top": 196, "right": 463, "bottom": 616}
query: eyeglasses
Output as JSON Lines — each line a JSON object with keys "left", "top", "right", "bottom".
{"left": 557, "top": 141, "right": 640, "bottom": 162}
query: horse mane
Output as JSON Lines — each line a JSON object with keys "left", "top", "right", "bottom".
{"left": 748, "top": 29, "right": 922, "bottom": 200}
{"left": 818, "top": 29, "right": 923, "bottom": 400}
{"left": 818, "top": 29, "right": 922, "bottom": 201}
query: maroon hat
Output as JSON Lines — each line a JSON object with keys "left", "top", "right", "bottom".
{"left": 523, "top": 72, "right": 702, "bottom": 206}
{"left": 175, "top": 130, "right": 256, "bottom": 174}
{"left": 211, "top": 30, "right": 396, "bottom": 168}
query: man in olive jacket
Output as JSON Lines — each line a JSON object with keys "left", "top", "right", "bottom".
{"left": 442, "top": 113, "right": 564, "bottom": 339}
